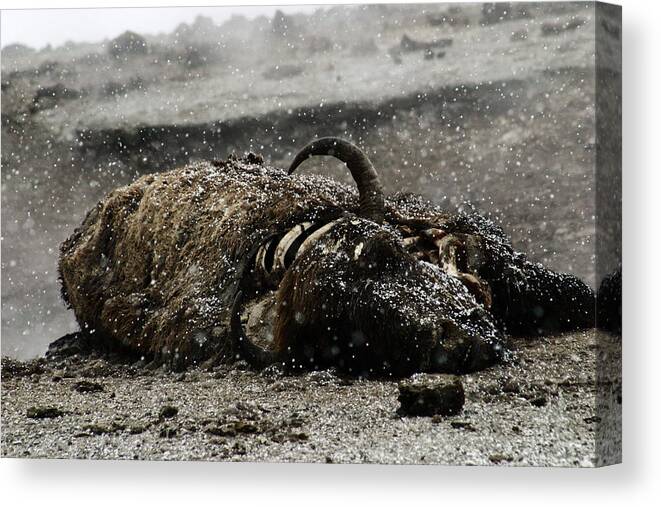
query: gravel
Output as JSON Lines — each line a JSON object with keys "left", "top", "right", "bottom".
{"left": 1, "top": 330, "right": 621, "bottom": 466}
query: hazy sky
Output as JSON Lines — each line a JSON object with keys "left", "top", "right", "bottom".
{"left": 0, "top": 5, "right": 321, "bottom": 49}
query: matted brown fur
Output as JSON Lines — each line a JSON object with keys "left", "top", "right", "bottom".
{"left": 59, "top": 154, "right": 362, "bottom": 367}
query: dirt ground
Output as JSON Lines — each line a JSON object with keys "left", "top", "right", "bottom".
{"left": 1, "top": 330, "right": 621, "bottom": 466}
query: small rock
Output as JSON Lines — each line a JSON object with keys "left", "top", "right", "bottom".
{"left": 84, "top": 424, "right": 108, "bottom": 435}
{"left": 233, "top": 421, "right": 259, "bottom": 434}
{"left": 231, "top": 442, "right": 247, "bottom": 455}
{"left": 73, "top": 380, "right": 104, "bottom": 393}
{"left": 450, "top": 421, "right": 476, "bottom": 431}
{"left": 1, "top": 358, "right": 45, "bottom": 379}
{"left": 271, "top": 431, "right": 309, "bottom": 443}
{"left": 159, "top": 405, "right": 178, "bottom": 419}
{"left": 397, "top": 375, "right": 465, "bottom": 417}
{"left": 489, "top": 453, "right": 513, "bottom": 464}
{"left": 206, "top": 425, "right": 237, "bottom": 437}
{"left": 27, "top": 406, "right": 64, "bottom": 419}
{"left": 530, "top": 396, "right": 548, "bottom": 407}
{"left": 232, "top": 359, "right": 249, "bottom": 371}
{"left": 501, "top": 379, "right": 521, "bottom": 394}
{"left": 484, "top": 383, "right": 501, "bottom": 395}
{"left": 286, "top": 431, "right": 309, "bottom": 442}
{"left": 79, "top": 359, "right": 115, "bottom": 378}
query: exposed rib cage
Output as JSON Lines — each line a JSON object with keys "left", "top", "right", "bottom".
{"left": 253, "top": 217, "right": 492, "bottom": 308}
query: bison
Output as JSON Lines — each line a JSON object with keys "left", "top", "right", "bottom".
{"left": 57, "top": 138, "right": 594, "bottom": 376}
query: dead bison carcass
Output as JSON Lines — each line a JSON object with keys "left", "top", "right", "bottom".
{"left": 58, "top": 138, "right": 595, "bottom": 376}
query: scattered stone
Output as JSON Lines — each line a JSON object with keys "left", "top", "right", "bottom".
{"left": 501, "top": 379, "right": 521, "bottom": 394}
{"left": 231, "top": 442, "right": 247, "bottom": 455}
{"left": 1, "top": 358, "right": 45, "bottom": 379}
{"left": 489, "top": 453, "right": 514, "bottom": 464}
{"left": 79, "top": 359, "right": 116, "bottom": 378}
{"left": 484, "top": 383, "right": 501, "bottom": 395}
{"left": 271, "top": 431, "right": 309, "bottom": 443}
{"left": 73, "top": 380, "right": 104, "bottom": 393}
{"left": 233, "top": 421, "right": 259, "bottom": 434}
{"left": 231, "top": 359, "right": 249, "bottom": 371}
{"left": 287, "top": 432, "right": 309, "bottom": 442}
{"left": 397, "top": 375, "right": 465, "bottom": 417}
{"left": 450, "top": 421, "right": 476, "bottom": 432}
{"left": 159, "top": 405, "right": 179, "bottom": 419}
{"left": 530, "top": 396, "right": 548, "bottom": 407}
{"left": 27, "top": 406, "right": 64, "bottom": 419}
{"left": 206, "top": 425, "right": 236, "bottom": 437}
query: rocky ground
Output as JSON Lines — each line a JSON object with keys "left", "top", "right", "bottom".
{"left": 1, "top": 330, "right": 621, "bottom": 466}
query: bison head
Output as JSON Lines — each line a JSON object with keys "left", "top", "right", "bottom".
{"left": 231, "top": 138, "right": 506, "bottom": 377}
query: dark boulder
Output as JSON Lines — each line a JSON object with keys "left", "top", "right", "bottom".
{"left": 397, "top": 375, "right": 465, "bottom": 417}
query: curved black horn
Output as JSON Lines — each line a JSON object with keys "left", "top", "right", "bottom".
{"left": 230, "top": 290, "right": 277, "bottom": 369}
{"left": 288, "top": 137, "right": 385, "bottom": 223}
